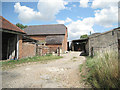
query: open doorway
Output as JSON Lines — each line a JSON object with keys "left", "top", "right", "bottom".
{"left": 2, "top": 32, "right": 17, "bottom": 60}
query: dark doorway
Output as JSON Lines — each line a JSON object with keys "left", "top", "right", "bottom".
{"left": 2, "top": 32, "right": 17, "bottom": 60}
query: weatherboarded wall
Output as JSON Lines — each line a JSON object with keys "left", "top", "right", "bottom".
{"left": 22, "top": 42, "right": 36, "bottom": 58}
{"left": 89, "top": 29, "right": 120, "bottom": 56}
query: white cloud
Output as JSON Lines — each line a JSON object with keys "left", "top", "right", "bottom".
{"left": 79, "top": 0, "right": 118, "bottom": 27}
{"left": 56, "top": 20, "right": 65, "bottom": 24}
{"left": 91, "top": 0, "right": 119, "bottom": 27}
{"left": 14, "top": 3, "right": 42, "bottom": 23}
{"left": 94, "top": 6, "right": 118, "bottom": 27}
{"left": 65, "top": 17, "right": 72, "bottom": 23}
{"left": 65, "top": 17, "right": 95, "bottom": 40}
{"left": 73, "top": 5, "right": 76, "bottom": 7}
{"left": 79, "top": 0, "right": 89, "bottom": 8}
{"left": 92, "top": 0, "right": 119, "bottom": 9}
{"left": 77, "top": 16, "right": 83, "bottom": 19}
{"left": 56, "top": 17, "right": 72, "bottom": 24}
{"left": 14, "top": 0, "right": 68, "bottom": 23}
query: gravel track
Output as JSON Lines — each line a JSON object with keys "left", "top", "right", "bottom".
{"left": 2, "top": 52, "right": 87, "bottom": 88}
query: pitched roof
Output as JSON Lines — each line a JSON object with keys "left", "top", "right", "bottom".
{"left": 24, "top": 24, "right": 67, "bottom": 35}
{"left": 45, "top": 35, "right": 64, "bottom": 45}
{"left": 0, "top": 16, "right": 25, "bottom": 34}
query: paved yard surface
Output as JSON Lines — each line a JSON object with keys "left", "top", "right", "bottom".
{"left": 2, "top": 52, "right": 88, "bottom": 88}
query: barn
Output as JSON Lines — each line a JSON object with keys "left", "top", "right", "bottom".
{"left": 0, "top": 16, "right": 38, "bottom": 60}
{"left": 0, "top": 16, "right": 25, "bottom": 60}
{"left": 24, "top": 24, "right": 68, "bottom": 53}
{"left": 70, "top": 38, "right": 89, "bottom": 55}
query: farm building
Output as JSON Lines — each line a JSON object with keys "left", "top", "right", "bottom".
{"left": 71, "top": 38, "right": 89, "bottom": 55}
{"left": 70, "top": 28, "right": 120, "bottom": 57}
{"left": 24, "top": 24, "right": 68, "bottom": 53}
{"left": 0, "top": 16, "right": 38, "bottom": 60}
{"left": 0, "top": 16, "right": 25, "bottom": 60}
{"left": 89, "top": 27, "right": 120, "bottom": 56}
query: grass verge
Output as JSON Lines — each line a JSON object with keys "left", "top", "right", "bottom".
{"left": 85, "top": 51, "right": 119, "bottom": 88}
{"left": 1, "top": 54, "right": 63, "bottom": 70}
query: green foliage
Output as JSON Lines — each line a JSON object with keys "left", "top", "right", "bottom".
{"left": 79, "top": 64, "right": 83, "bottom": 72}
{"left": 80, "top": 34, "right": 88, "bottom": 39}
{"left": 86, "top": 51, "right": 119, "bottom": 88}
{"left": 2, "top": 55, "right": 63, "bottom": 70}
{"left": 16, "top": 23, "right": 27, "bottom": 30}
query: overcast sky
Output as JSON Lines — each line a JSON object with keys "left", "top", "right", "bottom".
{"left": 2, "top": 0, "right": 119, "bottom": 40}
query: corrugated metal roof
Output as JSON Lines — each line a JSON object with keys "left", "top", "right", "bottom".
{"left": 0, "top": 16, "right": 25, "bottom": 34}
{"left": 45, "top": 35, "right": 64, "bottom": 45}
{"left": 24, "top": 24, "right": 66, "bottom": 35}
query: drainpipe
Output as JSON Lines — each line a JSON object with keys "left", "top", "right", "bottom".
{"left": 16, "top": 35, "right": 19, "bottom": 59}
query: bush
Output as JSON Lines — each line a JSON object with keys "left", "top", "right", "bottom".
{"left": 86, "top": 51, "right": 119, "bottom": 88}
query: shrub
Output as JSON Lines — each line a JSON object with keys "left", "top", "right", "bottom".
{"left": 86, "top": 51, "right": 119, "bottom": 88}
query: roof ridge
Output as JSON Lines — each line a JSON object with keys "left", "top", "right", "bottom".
{"left": 28, "top": 24, "right": 65, "bottom": 27}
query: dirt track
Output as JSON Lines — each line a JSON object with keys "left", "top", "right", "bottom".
{"left": 2, "top": 52, "right": 88, "bottom": 88}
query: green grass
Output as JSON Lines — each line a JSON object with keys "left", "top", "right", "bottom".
{"left": 86, "top": 51, "right": 119, "bottom": 88}
{"left": 73, "top": 57, "right": 77, "bottom": 59}
{"left": 1, "top": 54, "right": 63, "bottom": 70}
{"left": 79, "top": 64, "right": 83, "bottom": 72}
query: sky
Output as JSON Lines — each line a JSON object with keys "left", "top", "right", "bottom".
{"left": 1, "top": 0, "right": 119, "bottom": 41}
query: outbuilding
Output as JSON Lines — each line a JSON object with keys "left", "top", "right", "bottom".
{"left": 24, "top": 24, "right": 68, "bottom": 53}
{"left": 0, "top": 16, "right": 25, "bottom": 60}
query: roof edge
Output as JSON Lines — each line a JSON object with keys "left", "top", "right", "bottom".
{"left": 0, "top": 16, "right": 26, "bottom": 34}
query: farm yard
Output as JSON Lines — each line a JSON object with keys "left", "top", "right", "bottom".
{"left": 2, "top": 52, "right": 90, "bottom": 88}
{"left": 0, "top": 15, "right": 120, "bottom": 89}
{"left": 1, "top": 1, "right": 120, "bottom": 88}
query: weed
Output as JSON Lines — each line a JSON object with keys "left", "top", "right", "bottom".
{"left": 86, "top": 51, "right": 119, "bottom": 88}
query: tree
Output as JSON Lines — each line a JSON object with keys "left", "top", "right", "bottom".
{"left": 80, "top": 34, "right": 88, "bottom": 39}
{"left": 16, "top": 23, "right": 27, "bottom": 30}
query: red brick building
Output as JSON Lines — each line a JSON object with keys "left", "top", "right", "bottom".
{"left": 0, "top": 16, "right": 25, "bottom": 60}
{"left": 0, "top": 16, "right": 37, "bottom": 60}
{"left": 24, "top": 24, "right": 68, "bottom": 53}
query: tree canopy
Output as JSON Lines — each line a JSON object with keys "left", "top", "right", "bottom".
{"left": 16, "top": 23, "right": 27, "bottom": 30}
{"left": 80, "top": 34, "right": 88, "bottom": 39}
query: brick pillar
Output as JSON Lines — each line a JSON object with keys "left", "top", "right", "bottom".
{"left": 18, "top": 35, "right": 22, "bottom": 59}
{"left": 0, "top": 31, "right": 2, "bottom": 60}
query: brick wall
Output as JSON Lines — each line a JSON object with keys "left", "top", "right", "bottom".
{"left": 89, "top": 29, "right": 120, "bottom": 56}
{"left": 47, "top": 44, "right": 62, "bottom": 53}
{"left": 18, "top": 35, "right": 22, "bottom": 59}
{"left": 22, "top": 42, "right": 36, "bottom": 58}
{"left": 62, "top": 29, "right": 68, "bottom": 52}
{"left": 29, "top": 34, "right": 67, "bottom": 53}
